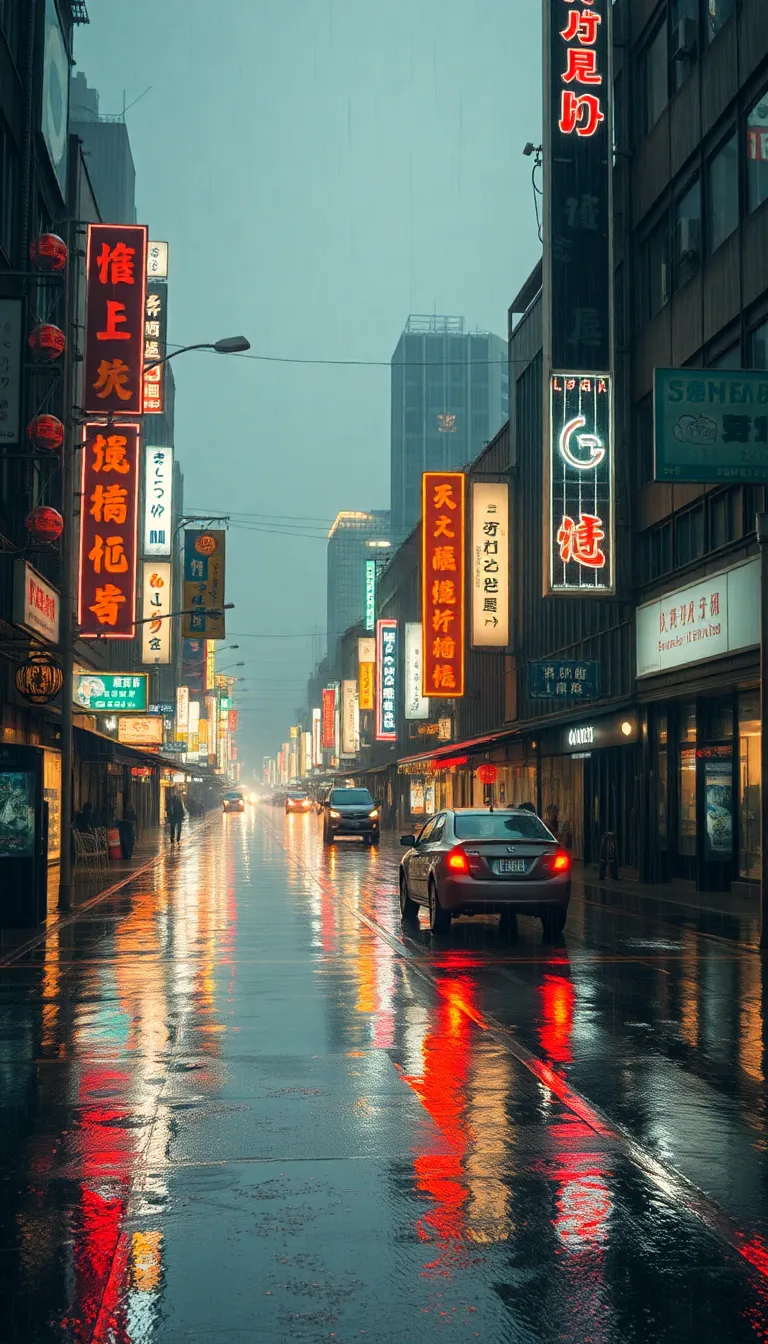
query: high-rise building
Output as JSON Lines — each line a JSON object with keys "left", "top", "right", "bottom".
{"left": 326, "top": 511, "right": 391, "bottom": 671}
{"left": 70, "top": 72, "right": 137, "bottom": 224}
{"left": 390, "top": 315, "right": 508, "bottom": 536}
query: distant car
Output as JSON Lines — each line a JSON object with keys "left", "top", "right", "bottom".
{"left": 222, "top": 791, "right": 245, "bottom": 813}
{"left": 322, "top": 787, "right": 380, "bottom": 845}
{"left": 285, "top": 790, "right": 312, "bottom": 814}
{"left": 398, "top": 808, "right": 570, "bottom": 938}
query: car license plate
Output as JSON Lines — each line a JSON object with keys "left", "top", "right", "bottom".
{"left": 494, "top": 859, "right": 526, "bottom": 875}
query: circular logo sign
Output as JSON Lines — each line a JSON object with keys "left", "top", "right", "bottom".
{"left": 476, "top": 764, "right": 498, "bottom": 785}
{"left": 194, "top": 533, "right": 217, "bottom": 556}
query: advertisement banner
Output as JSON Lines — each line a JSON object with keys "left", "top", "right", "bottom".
{"left": 341, "top": 680, "right": 357, "bottom": 756}
{"left": 78, "top": 423, "right": 141, "bottom": 638}
{"left": 376, "top": 619, "right": 398, "bottom": 741}
{"left": 13, "top": 560, "right": 60, "bottom": 644}
{"left": 118, "top": 716, "right": 164, "bottom": 746}
{"left": 421, "top": 472, "right": 465, "bottom": 698}
{"left": 404, "top": 623, "right": 429, "bottom": 719}
{"left": 182, "top": 529, "right": 226, "bottom": 638}
{"left": 471, "top": 483, "right": 509, "bottom": 647}
{"left": 0, "top": 298, "right": 22, "bottom": 444}
{"left": 143, "top": 445, "right": 173, "bottom": 555}
{"left": 142, "top": 284, "right": 167, "bottom": 414}
{"left": 84, "top": 223, "right": 148, "bottom": 415}
{"left": 74, "top": 673, "right": 148, "bottom": 713}
{"left": 321, "top": 687, "right": 336, "bottom": 750}
{"left": 654, "top": 368, "right": 768, "bottom": 484}
{"left": 312, "top": 707, "right": 322, "bottom": 767}
{"left": 141, "top": 561, "right": 172, "bottom": 664}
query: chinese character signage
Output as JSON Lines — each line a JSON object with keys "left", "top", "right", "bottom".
{"left": 654, "top": 368, "right": 768, "bottom": 483}
{"left": 364, "top": 559, "right": 377, "bottom": 632}
{"left": 529, "top": 659, "right": 600, "bottom": 700}
{"left": 182, "top": 638, "right": 206, "bottom": 698}
{"left": 141, "top": 561, "right": 172, "bottom": 665}
{"left": 142, "top": 285, "right": 167, "bottom": 414}
{"left": 228, "top": 709, "right": 238, "bottom": 732}
{"left": 78, "top": 423, "right": 141, "bottom": 638}
{"left": 341, "top": 680, "right": 357, "bottom": 756}
{"left": 143, "top": 445, "right": 173, "bottom": 555}
{"left": 544, "top": 0, "right": 611, "bottom": 374}
{"left": 376, "top": 619, "right": 398, "bottom": 740}
{"left": 182, "top": 530, "right": 226, "bottom": 638}
{"left": 421, "top": 472, "right": 465, "bottom": 697}
{"left": 13, "top": 560, "right": 60, "bottom": 644}
{"left": 405, "top": 623, "right": 429, "bottom": 720}
{"left": 636, "top": 557, "right": 759, "bottom": 677}
{"left": 74, "top": 673, "right": 148, "bottom": 713}
{"left": 321, "top": 687, "right": 336, "bottom": 750}
{"left": 312, "top": 707, "right": 322, "bottom": 766}
{"left": 0, "top": 298, "right": 22, "bottom": 444}
{"left": 147, "top": 241, "right": 169, "bottom": 279}
{"left": 548, "top": 375, "right": 613, "bottom": 592}
{"left": 176, "top": 685, "right": 190, "bottom": 734}
{"left": 471, "top": 483, "right": 508, "bottom": 647}
{"left": 84, "top": 223, "right": 148, "bottom": 415}
{"left": 118, "top": 716, "right": 164, "bottom": 747}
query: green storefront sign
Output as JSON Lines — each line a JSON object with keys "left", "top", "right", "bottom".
{"left": 74, "top": 673, "right": 149, "bottom": 713}
{"left": 654, "top": 367, "right": 768, "bottom": 483}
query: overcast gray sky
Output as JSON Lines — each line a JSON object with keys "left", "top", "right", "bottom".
{"left": 75, "top": 0, "right": 542, "bottom": 770}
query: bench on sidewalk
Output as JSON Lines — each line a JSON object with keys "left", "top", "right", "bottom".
{"left": 73, "top": 827, "right": 109, "bottom": 878}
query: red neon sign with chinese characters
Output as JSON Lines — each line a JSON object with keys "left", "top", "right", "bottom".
{"left": 421, "top": 472, "right": 465, "bottom": 698}
{"left": 142, "top": 285, "right": 166, "bottom": 413}
{"left": 321, "top": 687, "right": 336, "bottom": 750}
{"left": 557, "top": 1, "right": 605, "bottom": 139}
{"left": 78, "top": 423, "right": 140, "bottom": 638}
{"left": 84, "top": 224, "right": 148, "bottom": 416}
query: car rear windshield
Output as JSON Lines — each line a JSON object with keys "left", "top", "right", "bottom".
{"left": 454, "top": 812, "right": 552, "bottom": 841}
{"left": 224, "top": 792, "right": 243, "bottom": 801}
{"left": 330, "top": 789, "right": 373, "bottom": 806}
{"left": 288, "top": 792, "right": 307, "bottom": 799}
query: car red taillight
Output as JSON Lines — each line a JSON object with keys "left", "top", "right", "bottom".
{"left": 551, "top": 850, "right": 570, "bottom": 872}
{"left": 445, "top": 847, "right": 470, "bottom": 875}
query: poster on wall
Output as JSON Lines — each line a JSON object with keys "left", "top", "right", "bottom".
{"left": 0, "top": 772, "right": 36, "bottom": 858}
{"left": 701, "top": 748, "right": 733, "bottom": 860}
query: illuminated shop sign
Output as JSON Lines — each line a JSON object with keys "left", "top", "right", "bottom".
{"left": 84, "top": 223, "right": 148, "bottom": 416}
{"left": 142, "top": 285, "right": 167, "bottom": 413}
{"left": 364, "top": 559, "right": 377, "bottom": 632}
{"left": 321, "top": 687, "right": 336, "bottom": 749}
{"left": 141, "top": 561, "right": 172, "bottom": 665}
{"left": 376, "top": 618, "right": 398, "bottom": 741}
{"left": 78, "top": 423, "right": 141, "bottom": 638}
{"left": 548, "top": 374, "right": 613, "bottom": 593}
{"left": 471, "top": 483, "right": 508, "bottom": 647}
{"left": 143, "top": 445, "right": 173, "bottom": 556}
{"left": 421, "top": 472, "right": 465, "bottom": 697}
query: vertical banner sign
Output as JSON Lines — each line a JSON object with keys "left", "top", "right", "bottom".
{"left": 358, "top": 635, "right": 375, "bottom": 711}
{"left": 0, "top": 298, "right": 23, "bottom": 444}
{"left": 364, "top": 559, "right": 377, "bottom": 632}
{"left": 143, "top": 445, "right": 173, "bottom": 555}
{"left": 471, "top": 483, "right": 509, "bottom": 647}
{"left": 147, "top": 241, "right": 169, "bottom": 279}
{"left": 376, "top": 618, "right": 398, "bottom": 741}
{"left": 421, "top": 472, "right": 466, "bottom": 697}
{"left": 405, "top": 623, "right": 429, "bottom": 719}
{"left": 205, "top": 640, "right": 216, "bottom": 691}
{"left": 182, "top": 638, "right": 206, "bottom": 698}
{"left": 543, "top": 0, "right": 613, "bottom": 595}
{"left": 176, "top": 685, "right": 190, "bottom": 735}
{"left": 182, "top": 530, "right": 226, "bottom": 638}
{"left": 141, "top": 561, "right": 172, "bottom": 664}
{"left": 341, "top": 680, "right": 357, "bottom": 756}
{"left": 321, "top": 687, "right": 336, "bottom": 750}
{"left": 188, "top": 700, "right": 200, "bottom": 754}
{"left": 228, "top": 709, "right": 238, "bottom": 732}
{"left": 84, "top": 223, "right": 148, "bottom": 415}
{"left": 312, "top": 707, "right": 322, "bottom": 767}
{"left": 142, "top": 284, "right": 167, "bottom": 414}
{"left": 78, "top": 423, "right": 140, "bottom": 638}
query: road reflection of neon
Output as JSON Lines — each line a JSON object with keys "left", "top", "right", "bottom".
{"left": 537, "top": 973, "right": 575, "bottom": 1065}
{"left": 550, "top": 1119, "right": 612, "bottom": 1251}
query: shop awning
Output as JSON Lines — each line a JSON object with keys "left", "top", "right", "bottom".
{"left": 74, "top": 723, "right": 219, "bottom": 778}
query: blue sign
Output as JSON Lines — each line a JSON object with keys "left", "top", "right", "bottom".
{"left": 529, "top": 660, "right": 600, "bottom": 700}
{"left": 654, "top": 368, "right": 768, "bottom": 483}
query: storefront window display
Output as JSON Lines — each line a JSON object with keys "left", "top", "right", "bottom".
{"left": 739, "top": 690, "right": 761, "bottom": 880}
{"left": 540, "top": 755, "right": 584, "bottom": 858}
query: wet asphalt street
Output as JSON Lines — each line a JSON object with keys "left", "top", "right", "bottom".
{"left": 4, "top": 808, "right": 768, "bottom": 1342}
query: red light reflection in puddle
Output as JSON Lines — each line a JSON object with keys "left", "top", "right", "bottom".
{"left": 537, "top": 973, "right": 575, "bottom": 1065}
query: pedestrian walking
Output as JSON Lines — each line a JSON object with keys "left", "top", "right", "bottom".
{"left": 166, "top": 790, "right": 184, "bottom": 845}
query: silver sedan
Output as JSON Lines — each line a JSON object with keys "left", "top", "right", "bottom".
{"left": 398, "top": 808, "right": 571, "bottom": 938}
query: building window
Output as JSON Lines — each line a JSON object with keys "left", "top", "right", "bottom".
{"left": 674, "top": 503, "right": 705, "bottom": 567}
{"left": 673, "top": 178, "right": 702, "bottom": 288}
{"left": 751, "top": 318, "right": 768, "bottom": 369}
{"left": 637, "top": 213, "right": 670, "bottom": 326}
{"left": 747, "top": 90, "right": 768, "bottom": 215}
{"left": 670, "top": 0, "right": 698, "bottom": 91}
{"left": 709, "top": 343, "right": 740, "bottom": 370}
{"left": 739, "top": 690, "right": 761, "bottom": 880}
{"left": 705, "top": 0, "right": 735, "bottom": 44}
{"left": 639, "top": 20, "right": 668, "bottom": 140}
{"left": 706, "top": 133, "right": 738, "bottom": 254}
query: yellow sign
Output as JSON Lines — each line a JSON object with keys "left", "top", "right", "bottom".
{"left": 118, "top": 716, "right": 164, "bottom": 746}
{"left": 182, "top": 529, "right": 226, "bottom": 639}
{"left": 359, "top": 661, "right": 375, "bottom": 711}
{"left": 205, "top": 641, "right": 215, "bottom": 691}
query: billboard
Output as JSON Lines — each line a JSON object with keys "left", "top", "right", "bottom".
{"left": 182, "top": 529, "right": 226, "bottom": 638}
{"left": 143, "top": 445, "right": 173, "bottom": 555}
{"left": 543, "top": 0, "right": 613, "bottom": 596}
{"left": 376, "top": 618, "right": 398, "bottom": 741}
{"left": 471, "top": 483, "right": 509, "bottom": 647}
{"left": 74, "top": 673, "right": 148, "bottom": 713}
{"left": 654, "top": 368, "right": 768, "bottom": 484}
{"left": 404, "top": 623, "right": 429, "bottom": 719}
{"left": 421, "top": 472, "right": 465, "bottom": 697}
{"left": 84, "top": 223, "right": 148, "bottom": 415}
{"left": 142, "top": 285, "right": 167, "bottom": 414}
{"left": 141, "top": 561, "right": 172, "bottom": 664}
{"left": 78, "top": 423, "right": 141, "bottom": 638}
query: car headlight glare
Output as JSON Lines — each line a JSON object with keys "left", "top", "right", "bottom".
{"left": 329, "top": 809, "right": 340, "bottom": 818}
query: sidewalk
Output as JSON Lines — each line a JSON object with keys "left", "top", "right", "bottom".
{"left": 574, "top": 864, "right": 761, "bottom": 947}
{"left": 0, "top": 813, "right": 213, "bottom": 964}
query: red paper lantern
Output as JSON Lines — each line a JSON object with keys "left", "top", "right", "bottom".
{"left": 29, "top": 233, "right": 68, "bottom": 272}
{"left": 27, "top": 414, "right": 64, "bottom": 452}
{"left": 26, "top": 506, "right": 63, "bottom": 543}
{"left": 28, "top": 324, "right": 65, "bottom": 362}
{"left": 476, "top": 763, "right": 498, "bottom": 785}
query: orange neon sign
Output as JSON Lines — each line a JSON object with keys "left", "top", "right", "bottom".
{"left": 421, "top": 472, "right": 465, "bottom": 698}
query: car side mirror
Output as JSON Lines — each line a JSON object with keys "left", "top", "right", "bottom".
{"left": 400, "top": 834, "right": 416, "bottom": 847}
